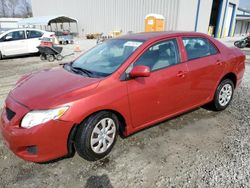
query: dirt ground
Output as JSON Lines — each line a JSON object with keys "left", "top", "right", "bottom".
{"left": 0, "top": 40, "right": 250, "bottom": 188}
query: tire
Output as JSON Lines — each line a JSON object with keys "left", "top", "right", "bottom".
{"left": 47, "top": 54, "right": 55, "bottom": 62}
{"left": 40, "top": 54, "right": 46, "bottom": 61}
{"left": 55, "top": 54, "right": 63, "bottom": 61}
{"left": 75, "top": 111, "right": 119, "bottom": 161}
{"left": 234, "top": 41, "right": 240, "bottom": 48}
{"left": 212, "top": 79, "right": 234, "bottom": 111}
{"left": 0, "top": 51, "right": 2, "bottom": 60}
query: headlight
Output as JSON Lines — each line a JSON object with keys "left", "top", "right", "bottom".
{"left": 21, "top": 106, "right": 69, "bottom": 129}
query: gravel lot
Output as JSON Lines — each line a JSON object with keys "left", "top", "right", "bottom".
{"left": 0, "top": 40, "right": 250, "bottom": 188}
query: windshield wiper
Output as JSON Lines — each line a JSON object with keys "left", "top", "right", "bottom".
{"left": 70, "top": 66, "right": 93, "bottom": 77}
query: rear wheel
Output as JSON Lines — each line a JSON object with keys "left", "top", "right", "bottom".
{"left": 47, "top": 54, "right": 55, "bottom": 62}
{"left": 75, "top": 111, "right": 119, "bottom": 161}
{"left": 55, "top": 54, "right": 63, "bottom": 61}
{"left": 212, "top": 79, "right": 234, "bottom": 111}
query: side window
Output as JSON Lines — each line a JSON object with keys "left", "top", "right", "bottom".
{"left": 26, "top": 30, "right": 43, "bottom": 39}
{"left": 133, "top": 39, "right": 180, "bottom": 71}
{"left": 182, "top": 37, "right": 218, "bottom": 60}
{"left": 209, "top": 42, "right": 218, "bottom": 55}
{"left": 3, "top": 31, "right": 25, "bottom": 41}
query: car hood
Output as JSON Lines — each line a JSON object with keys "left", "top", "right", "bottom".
{"left": 10, "top": 67, "right": 101, "bottom": 109}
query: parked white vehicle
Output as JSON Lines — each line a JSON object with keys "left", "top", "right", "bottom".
{"left": 0, "top": 28, "right": 55, "bottom": 59}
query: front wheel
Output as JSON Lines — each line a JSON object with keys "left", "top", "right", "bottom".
{"left": 212, "top": 79, "right": 234, "bottom": 111}
{"left": 75, "top": 111, "right": 119, "bottom": 161}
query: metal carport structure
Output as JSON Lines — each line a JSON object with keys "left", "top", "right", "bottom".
{"left": 17, "top": 15, "right": 78, "bottom": 34}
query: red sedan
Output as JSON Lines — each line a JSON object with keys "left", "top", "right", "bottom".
{"left": 0, "top": 32, "right": 245, "bottom": 162}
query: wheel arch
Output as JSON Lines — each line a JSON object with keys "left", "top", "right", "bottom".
{"left": 210, "top": 72, "right": 237, "bottom": 102}
{"left": 67, "top": 109, "right": 127, "bottom": 157}
{"left": 91, "top": 109, "right": 127, "bottom": 137}
{"left": 220, "top": 72, "right": 237, "bottom": 88}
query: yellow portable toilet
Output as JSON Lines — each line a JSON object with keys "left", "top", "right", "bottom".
{"left": 145, "top": 14, "right": 165, "bottom": 32}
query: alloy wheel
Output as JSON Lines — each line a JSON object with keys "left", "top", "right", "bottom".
{"left": 90, "top": 118, "right": 116, "bottom": 154}
{"left": 218, "top": 83, "right": 233, "bottom": 107}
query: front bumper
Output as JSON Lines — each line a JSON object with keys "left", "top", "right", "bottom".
{"left": 0, "top": 96, "right": 75, "bottom": 162}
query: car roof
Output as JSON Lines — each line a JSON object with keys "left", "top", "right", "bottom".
{"left": 118, "top": 31, "right": 209, "bottom": 41}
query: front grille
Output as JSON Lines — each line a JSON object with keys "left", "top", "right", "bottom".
{"left": 6, "top": 107, "right": 16, "bottom": 121}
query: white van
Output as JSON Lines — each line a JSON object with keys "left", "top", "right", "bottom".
{"left": 0, "top": 28, "right": 55, "bottom": 59}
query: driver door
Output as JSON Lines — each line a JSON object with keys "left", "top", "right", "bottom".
{"left": 126, "top": 38, "right": 190, "bottom": 129}
{"left": 1, "top": 30, "right": 27, "bottom": 56}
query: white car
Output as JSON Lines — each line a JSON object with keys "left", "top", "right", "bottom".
{"left": 0, "top": 28, "right": 55, "bottom": 59}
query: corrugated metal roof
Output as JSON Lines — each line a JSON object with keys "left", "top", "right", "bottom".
{"left": 17, "top": 15, "right": 77, "bottom": 26}
{"left": 0, "top": 18, "right": 22, "bottom": 22}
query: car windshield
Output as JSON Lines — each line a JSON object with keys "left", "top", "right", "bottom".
{"left": 71, "top": 39, "right": 144, "bottom": 77}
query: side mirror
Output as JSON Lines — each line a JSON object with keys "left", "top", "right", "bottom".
{"left": 5, "top": 36, "right": 12, "bottom": 41}
{"left": 129, "top": 65, "right": 150, "bottom": 78}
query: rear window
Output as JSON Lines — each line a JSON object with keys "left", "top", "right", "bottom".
{"left": 26, "top": 30, "right": 43, "bottom": 39}
{"left": 182, "top": 37, "right": 218, "bottom": 60}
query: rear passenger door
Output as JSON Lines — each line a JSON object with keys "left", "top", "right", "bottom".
{"left": 182, "top": 37, "right": 224, "bottom": 106}
{"left": 26, "top": 30, "right": 43, "bottom": 53}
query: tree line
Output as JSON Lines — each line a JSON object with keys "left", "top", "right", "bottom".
{"left": 0, "top": 0, "right": 32, "bottom": 18}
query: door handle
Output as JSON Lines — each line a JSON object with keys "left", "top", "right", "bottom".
{"left": 177, "top": 71, "right": 185, "bottom": 78}
{"left": 216, "top": 60, "right": 223, "bottom": 66}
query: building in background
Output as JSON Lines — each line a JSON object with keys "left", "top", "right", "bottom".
{"left": 235, "top": 7, "right": 250, "bottom": 36}
{"left": 209, "top": 0, "right": 238, "bottom": 38}
{"left": 0, "top": 18, "right": 21, "bottom": 30}
{"left": 31, "top": 0, "right": 239, "bottom": 38}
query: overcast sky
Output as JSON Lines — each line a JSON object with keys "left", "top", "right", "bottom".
{"left": 239, "top": 0, "right": 250, "bottom": 8}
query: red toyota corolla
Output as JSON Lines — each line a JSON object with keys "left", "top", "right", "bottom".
{"left": 0, "top": 32, "right": 245, "bottom": 162}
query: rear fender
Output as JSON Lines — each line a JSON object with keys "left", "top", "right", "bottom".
{"left": 230, "top": 47, "right": 246, "bottom": 84}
